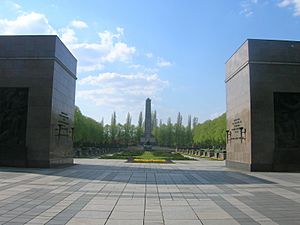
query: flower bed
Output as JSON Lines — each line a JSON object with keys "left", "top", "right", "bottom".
{"left": 127, "top": 157, "right": 173, "bottom": 163}
{"left": 133, "top": 159, "right": 167, "bottom": 163}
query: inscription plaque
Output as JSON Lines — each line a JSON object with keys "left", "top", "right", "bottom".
{"left": 227, "top": 118, "right": 246, "bottom": 143}
{"left": 55, "top": 112, "right": 73, "bottom": 144}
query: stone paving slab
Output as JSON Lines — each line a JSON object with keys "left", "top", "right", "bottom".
{"left": 0, "top": 159, "right": 299, "bottom": 224}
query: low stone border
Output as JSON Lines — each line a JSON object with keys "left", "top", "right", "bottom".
{"left": 175, "top": 148, "right": 226, "bottom": 160}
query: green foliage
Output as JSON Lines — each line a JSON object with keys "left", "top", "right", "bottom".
{"left": 124, "top": 112, "right": 132, "bottom": 146}
{"left": 154, "top": 114, "right": 198, "bottom": 148}
{"left": 135, "top": 150, "right": 191, "bottom": 160}
{"left": 100, "top": 150, "right": 144, "bottom": 159}
{"left": 110, "top": 112, "right": 117, "bottom": 144}
{"left": 135, "top": 151, "right": 161, "bottom": 160}
{"left": 136, "top": 112, "right": 143, "bottom": 143}
{"left": 175, "top": 112, "right": 184, "bottom": 147}
{"left": 74, "top": 107, "right": 139, "bottom": 147}
{"left": 152, "top": 150, "right": 192, "bottom": 160}
{"left": 74, "top": 106, "right": 104, "bottom": 146}
{"left": 101, "top": 150, "right": 192, "bottom": 160}
{"left": 74, "top": 105, "right": 226, "bottom": 149}
{"left": 193, "top": 113, "right": 226, "bottom": 148}
{"left": 186, "top": 115, "right": 193, "bottom": 147}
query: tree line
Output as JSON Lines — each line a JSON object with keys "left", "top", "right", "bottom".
{"left": 74, "top": 106, "right": 226, "bottom": 148}
{"left": 193, "top": 113, "right": 226, "bottom": 148}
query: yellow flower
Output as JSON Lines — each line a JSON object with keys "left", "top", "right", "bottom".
{"left": 133, "top": 159, "right": 166, "bottom": 163}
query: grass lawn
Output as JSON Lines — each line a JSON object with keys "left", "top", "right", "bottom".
{"left": 135, "top": 151, "right": 164, "bottom": 160}
{"left": 100, "top": 149, "right": 192, "bottom": 161}
{"left": 100, "top": 150, "right": 143, "bottom": 159}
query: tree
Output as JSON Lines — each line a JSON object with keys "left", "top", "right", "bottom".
{"left": 73, "top": 105, "right": 225, "bottom": 150}
{"left": 186, "top": 115, "right": 193, "bottom": 147}
{"left": 116, "top": 123, "right": 124, "bottom": 146}
{"left": 156, "top": 119, "right": 164, "bottom": 145}
{"left": 73, "top": 106, "right": 104, "bottom": 147}
{"left": 152, "top": 111, "right": 157, "bottom": 129}
{"left": 136, "top": 111, "right": 143, "bottom": 144}
{"left": 192, "top": 117, "right": 198, "bottom": 130}
{"left": 152, "top": 110, "right": 158, "bottom": 142}
{"left": 166, "top": 117, "right": 173, "bottom": 147}
{"left": 110, "top": 112, "right": 117, "bottom": 145}
{"left": 175, "top": 112, "right": 183, "bottom": 147}
{"left": 104, "top": 124, "right": 110, "bottom": 146}
{"left": 124, "top": 112, "right": 132, "bottom": 146}
{"left": 193, "top": 113, "right": 226, "bottom": 148}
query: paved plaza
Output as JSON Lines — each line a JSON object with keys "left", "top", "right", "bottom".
{"left": 0, "top": 159, "right": 300, "bottom": 225}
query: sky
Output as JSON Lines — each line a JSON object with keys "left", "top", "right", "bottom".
{"left": 0, "top": 0, "right": 300, "bottom": 124}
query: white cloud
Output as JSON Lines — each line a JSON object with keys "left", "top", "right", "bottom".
{"left": 240, "top": 8, "right": 253, "bottom": 17}
{"left": 101, "top": 42, "right": 135, "bottom": 63}
{"left": 12, "top": 2, "right": 21, "bottom": 10}
{"left": 146, "top": 52, "right": 153, "bottom": 58}
{"left": 2, "top": 0, "right": 23, "bottom": 13}
{"left": 129, "top": 64, "right": 142, "bottom": 69}
{"left": 240, "top": 0, "right": 300, "bottom": 16}
{"left": 116, "top": 27, "right": 124, "bottom": 35}
{"left": 78, "top": 72, "right": 169, "bottom": 108}
{"left": 70, "top": 20, "right": 88, "bottom": 29}
{"left": 278, "top": 0, "right": 300, "bottom": 16}
{"left": 68, "top": 27, "right": 136, "bottom": 72}
{"left": 77, "top": 64, "right": 104, "bottom": 73}
{"left": 157, "top": 57, "right": 172, "bottom": 67}
{"left": 239, "top": 0, "right": 259, "bottom": 17}
{"left": 0, "top": 12, "right": 136, "bottom": 73}
{"left": 0, "top": 9, "right": 173, "bottom": 121}
{"left": 0, "top": 12, "right": 56, "bottom": 35}
{"left": 59, "top": 27, "right": 77, "bottom": 45}
{"left": 278, "top": 0, "right": 293, "bottom": 7}
{"left": 0, "top": 11, "right": 170, "bottom": 77}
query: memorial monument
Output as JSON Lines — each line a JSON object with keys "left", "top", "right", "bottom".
{"left": 140, "top": 98, "right": 156, "bottom": 149}
{"left": 225, "top": 39, "right": 300, "bottom": 172}
{"left": 0, "top": 35, "right": 77, "bottom": 167}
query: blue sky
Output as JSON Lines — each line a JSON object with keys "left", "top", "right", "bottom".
{"left": 1, "top": 0, "right": 300, "bottom": 124}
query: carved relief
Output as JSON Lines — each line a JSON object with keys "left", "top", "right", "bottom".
{"left": 274, "top": 92, "right": 300, "bottom": 148}
{"left": 0, "top": 88, "right": 28, "bottom": 152}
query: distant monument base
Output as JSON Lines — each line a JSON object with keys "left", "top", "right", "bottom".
{"left": 140, "top": 137, "right": 156, "bottom": 150}
{"left": 140, "top": 137, "right": 156, "bottom": 144}
{"left": 143, "top": 145, "right": 152, "bottom": 150}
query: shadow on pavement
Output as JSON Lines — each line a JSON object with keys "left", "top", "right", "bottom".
{"left": 0, "top": 160, "right": 275, "bottom": 185}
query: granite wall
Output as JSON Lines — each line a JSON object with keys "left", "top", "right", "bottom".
{"left": 226, "top": 39, "right": 300, "bottom": 171}
{"left": 0, "top": 35, "right": 77, "bottom": 167}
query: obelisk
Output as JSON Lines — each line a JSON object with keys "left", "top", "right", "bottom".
{"left": 145, "top": 98, "right": 152, "bottom": 140}
{"left": 141, "top": 98, "right": 156, "bottom": 149}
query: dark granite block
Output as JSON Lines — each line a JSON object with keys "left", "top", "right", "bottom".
{"left": 0, "top": 35, "right": 77, "bottom": 167}
{"left": 226, "top": 39, "right": 300, "bottom": 172}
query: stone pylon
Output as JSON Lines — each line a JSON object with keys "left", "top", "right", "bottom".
{"left": 140, "top": 98, "right": 156, "bottom": 147}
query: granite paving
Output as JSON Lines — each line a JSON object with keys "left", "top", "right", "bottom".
{"left": 0, "top": 159, "right": 300, "bottom": 225}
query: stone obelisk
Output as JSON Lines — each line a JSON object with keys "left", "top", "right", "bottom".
{"left": 141, "top": 98, "right": 155, "bottom": 149}
{"left": 145, "top": 98, "right": 152, "bottom": 140}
